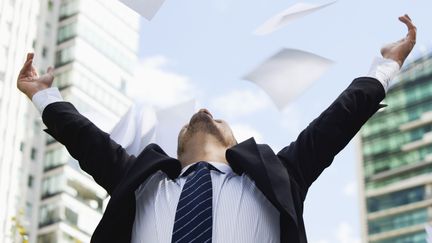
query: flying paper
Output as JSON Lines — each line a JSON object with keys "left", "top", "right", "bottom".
{"left": 155, "top": 100, "right": 196, "bottom": 157}
{"left": 119, "top": 0, "right": 166, "bottom": 20}
{"left": 110, "top": 100, "right": 196, "bottom": 157}
{"left": 110, "top": 102, "right": 158, "bottom": 156}
{"left": 426, "top": 225, "right": 432, "bottom": 243}
{"left": 243, "top": 48, "right": 333, "bottom": 110}
{"left": 254, "top": 1, "right": 337, "bottom": 35}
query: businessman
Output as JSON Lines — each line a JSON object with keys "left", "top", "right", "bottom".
{"left": 17, "top": 15, "right": 416, "bottom": 243}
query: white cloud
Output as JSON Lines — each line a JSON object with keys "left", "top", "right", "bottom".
{"left": 230, "top": 123, "right": 263, "bottom": 143}
{"left": 310, "top": 240, "right": 330, "bottom": 243}
{"left": 127, "top": 56, "right": 197, "bottom": 108}
{"left": 210, "top": 90, "right": 271, "bottom": 118}
{"left": 335, "top": 222, "right": 361, "bottom": 243}
{"left": 280, "top": 105, "right": 304, "bottom": 138}
{"left": 343, "top": 181, "right": 357, "bottom": 198}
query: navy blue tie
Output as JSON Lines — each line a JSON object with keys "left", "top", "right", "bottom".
{"left": 171, "top": 162, "right": 214, "bottom": 243}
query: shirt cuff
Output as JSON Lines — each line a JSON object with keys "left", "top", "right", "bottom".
{"left": 367, "top": 57, "right": 400, "bottom": 93}
{"left": 32, "top": 87, "right": 64, "bottom": 114}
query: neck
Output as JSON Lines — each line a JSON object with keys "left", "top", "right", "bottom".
{"left": 179, "top": 135, "right": 228, "bottom": 168}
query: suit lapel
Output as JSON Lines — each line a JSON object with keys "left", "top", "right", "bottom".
{"left": 226, "top": 138, "right": 298, "bottom": 226}
{"left": 92, "top": 144, "right": 181, "bottom": 242}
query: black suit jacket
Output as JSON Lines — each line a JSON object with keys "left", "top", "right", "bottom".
{"left": 42, "top": 77, "right": 385, "bottom": 243}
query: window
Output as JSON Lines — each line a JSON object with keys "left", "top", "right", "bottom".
{"left": 57, "top": 22, "right": 77, "bottom": 44}
{"left": 31, "top": 148, "right": 37, "bottom": 160}
{"left": 25, "top": 202, "right": 32, "bottom": 218}
{"left": 367, "top": 186, "right": 425, "bottom": 212}
{"left": 47, "top": 0, "right": 53, "bottom": 11}
{"left": 55, "top": 46, "right": 74, "bottom": 67}
{"left": 59, "top": 0, "right": 79, "bottom": 20}
{"left": 41, "top": 174, "right": 64, "bottom": 198}
{"left": 368, "top": 208, "right": 428, "bottom": 234}
{"left": 42, "top": 47, "right": 48, "bottom": 58}
{"left": 39, "top": 204, "right": 60, "bottom": 227}
{"left": 27, "top": 175, "right": 34, "bottom": 188}
{"left": 65, "top": 208, "right": 78, "bottom": 226}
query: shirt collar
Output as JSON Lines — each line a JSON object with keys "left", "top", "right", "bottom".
{"left": 179, "top": 161, "right": 233, "bottom": 177}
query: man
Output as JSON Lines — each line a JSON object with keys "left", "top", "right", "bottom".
{"left": 17, "top": 15, "right": 416, "bottom": 243}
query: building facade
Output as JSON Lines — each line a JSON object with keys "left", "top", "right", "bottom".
{"left": 359, "top": 53, "right": 432, "bottom": 243}
{"left": 0, "top": 0, "right": 40, "bottom": 242}
{"left": 29, "top": 0, "right": 140, "bottom": 242}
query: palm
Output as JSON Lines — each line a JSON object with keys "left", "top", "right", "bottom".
{"left": 381, "top": 15, "right": 417, "bottom": 67}
{"left": 17, "top": 53, "right": 54, "bottom": 98}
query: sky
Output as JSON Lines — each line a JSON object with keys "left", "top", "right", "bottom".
{"left": 125, "top": 0, "right": 432, "bottom": 242}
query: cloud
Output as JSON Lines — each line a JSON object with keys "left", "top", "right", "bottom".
{"left": 310, "top": 222, "right": 361, "bottom": 243}
{"left": 230, "top": 123, "right": 263, "bottom": 143}
{"left": 310, "top": 240, "right": 330, "bottom": 243}
{"left": 343, "top": 181, "right": 357, "bottom": 198}
{"left": 335, "top": 222, "right": 361, "bottom": 243}
{"left": 210, "top": 90, "right": 271, "bottom": 118}
{"left": 280, "top": 105, "right": 305, "bottom": 138}
{"left": 127, "top": 56, "right": 197, "bottom": 108}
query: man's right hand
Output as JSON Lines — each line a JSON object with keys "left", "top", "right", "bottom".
{"left": 381, "top": 14, "right": 417, "bottom": 67}
{"left": 17, "top": 53, "right": 54, "bottom": 99}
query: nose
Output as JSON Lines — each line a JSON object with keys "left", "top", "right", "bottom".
{"left": 198, "top": 108, "right": 213, "bottom": 118}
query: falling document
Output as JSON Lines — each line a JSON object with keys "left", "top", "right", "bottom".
{"left": 254, "top": 1, "right": 337, "bottom": 35}
{"left": 243, "top": 48, "right": 333, "bottom": 110}
{"left": 119, "top": 0, "right": 166, "bottom": 20}
{"left": 110, "top": 100, "right": 196, "bottom": 157}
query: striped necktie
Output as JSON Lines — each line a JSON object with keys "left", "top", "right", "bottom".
{"left": 171, "top": 162, "right": 215, "bottom": 243}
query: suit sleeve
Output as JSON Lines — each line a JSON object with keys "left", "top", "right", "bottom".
{"left": 277, "top": 77, "right": 386, "bottom": 191}
{"left": 42, "top": 101, "right": 134, "bottom": 195}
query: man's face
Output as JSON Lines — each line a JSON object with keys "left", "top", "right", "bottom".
{"left": 177, "top": 109, "right": 237, "bottom": 156}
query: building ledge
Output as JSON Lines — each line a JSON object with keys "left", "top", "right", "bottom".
{"left": 400, "top": 111, "right": 432, "bottom": 131}
{"left": 369, "top": 155, "right": 432, "bottom": 181}
{"left": 368, "top": 224, "right": 426, "bottom": 242}
{"left": 401, "top": 132, "right": 432, "bottom": 152}
{"left": 367, "top": 198, "right": 432, "bottom": 220}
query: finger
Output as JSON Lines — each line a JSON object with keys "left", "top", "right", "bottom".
{"left": 399, "top": 15, "right": 416, "bottom": 31}
{"left": 47, "top": 66, "right": 54, "bottom": 76}
{"left": 19, "top": 55, "right": 34, "bottom": 76}
{"left": 399, "top": 15, "right": 417, "bottom": 42}
{"left": 26, "top": 52, "right": 34, "bottom": 61}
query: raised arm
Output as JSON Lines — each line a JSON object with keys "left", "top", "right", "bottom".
{"left": 277, "top": 15, "right": 417, "bottom": 192}
{"left": 17, "top": 53, "right": 134, "bottom": 194}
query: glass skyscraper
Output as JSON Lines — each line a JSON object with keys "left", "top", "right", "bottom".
{"left": 359, "top": 53, "right": 432, "bottom": 243}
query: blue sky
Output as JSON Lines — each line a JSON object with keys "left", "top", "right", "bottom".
{"left": 128, "top": 0, "right": 432, "bottom": 242}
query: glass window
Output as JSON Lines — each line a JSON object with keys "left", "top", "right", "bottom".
{"left": 27, "top": 175, "right": 34, "bottom": 188}
{"left": 39, "top": 204, "right": 60, "bottom": 227}
{"left": 41, "top": 174, "right": 64, "bottom": 198}
{"left": 31, "top": 148, "right": 37, "bottom": 160}
{"left": 373, "top": 231, "right": 427, "bottom": 243}
{"left": 367, "top": 186, "right": 425, "bottom": 212}
{"left": 368, "top": 208, "right": 428, "bottom": 234}
{"left": 55, "top": 46, "right": 74, "bottom": 67}
{"left": 59, "top": 0, "right": 79, "bottom": 20}
{"left": 37, "top": 232, "right": 56, "bottom": 243}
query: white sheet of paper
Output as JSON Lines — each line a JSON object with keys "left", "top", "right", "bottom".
{"left": 254, "top": 1, "right": 337, "bottom": 35}
{"left": 244, "top": 48, "right": 333, "bottom": 110}
{"left": 426, "top": 225, "right": 432, "bottom": 243}
{"left": 110, "top": 100, "right": 196, "bottom": 157}
{"left": 119, "top": 0, "right": 166, "bottom": 20}
{"left": 110, "top": 102, "right": 158, "bottom": 156}
{"left": 156, "top": 99, "right": 196, "bottom": 157}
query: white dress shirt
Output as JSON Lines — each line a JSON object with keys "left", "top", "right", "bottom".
{"left": 32, "top": 57, "right": 400, "bottom": 243}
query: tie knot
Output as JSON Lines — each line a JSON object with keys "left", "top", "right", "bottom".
{"left": 181, "top": 162, "right": 221, "bottom": 177}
